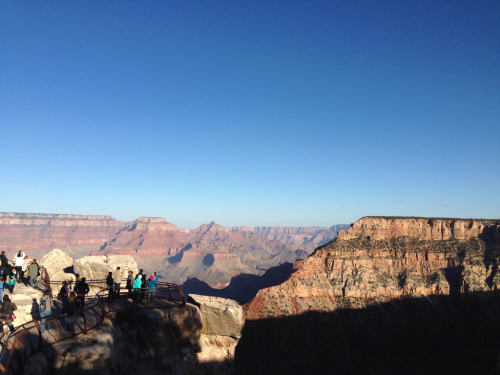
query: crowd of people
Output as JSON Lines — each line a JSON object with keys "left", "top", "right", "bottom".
{"left": 0, "top": 250, "right": 162, "bottom": 335}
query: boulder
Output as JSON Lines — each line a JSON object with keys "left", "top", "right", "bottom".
{"left": 75, "top": 255, "right": 138, "bottom": 280}
{"left": 188, "top": 294, "right": 244, "bottom": 338}
{"left": 39, "top": 249, "right": 75, "bottom": 282}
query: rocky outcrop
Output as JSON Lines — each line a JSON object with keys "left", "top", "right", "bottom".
{"left": 24, "top": 296, "right": 244, "bottom": 375}
{"left": 24, "top": 304, "right": 203, "bottom": 375}
{"left": 244, "top": 216, "right": 500, "bottom": 319}
{"left": 39, "top": 249, "right": 75, "bottom": 282}
{"left": 189, "top": 294, "right": 245, "bottom": 367}
{"left": 337, "top": 216, "right": 500, "bottom": 241}
{"left": 129, "top": 217, "right": 179, "bottom": 232}
{"left": 74, "top": 255, "right": 138, "bottom": 280}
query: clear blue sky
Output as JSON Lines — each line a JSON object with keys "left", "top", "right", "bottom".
{"left": 1, "top": 1, "right": 499, "bottom": 228}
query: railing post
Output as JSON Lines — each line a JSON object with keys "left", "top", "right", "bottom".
{"left": 33, "top": 319, "right": 42, "bottom": 351}
{"left": 82, "top": 306, "right": 88, "bottom": 335}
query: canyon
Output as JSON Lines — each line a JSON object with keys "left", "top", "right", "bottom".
{"left": 236, "top": 216, "right": 500, "bottom": 374}
{"left": 0, "top": 213, "right": 342, "bottom": 288}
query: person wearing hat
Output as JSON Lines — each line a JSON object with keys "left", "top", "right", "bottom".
{"left": 147, "top": 272, "right": 159, "bottom": 308}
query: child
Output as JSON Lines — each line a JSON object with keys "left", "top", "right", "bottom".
{"left": 7, "top": 269, "right": 16, "bottom": 295}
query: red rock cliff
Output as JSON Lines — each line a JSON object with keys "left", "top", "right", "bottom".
{"left": 244, "top": 216, "right": 500, "bottom": 319}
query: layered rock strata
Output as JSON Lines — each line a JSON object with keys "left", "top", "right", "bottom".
{"left": 244, "top": 217, "right": 500, "bottom": 319}
{"left": 0, "top": 213, "right": 126, "bottom": 259}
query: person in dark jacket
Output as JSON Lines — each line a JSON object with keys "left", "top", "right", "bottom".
{"left": 58, "top": 281, "right": 70, "bottom": 312}
{"left": 27, "top": 260, "right": 39, "bottom": 288}
{"left": 67, "top": 292, "right": 78, "bottom": 333}
{"left": 126, "top": 270, "right": 134, "bottom": 298}
{"left": 106, "top": 272, "right": 114, "bottom": 303}
{"left": 75, "top": 278, "right": 90, "bottom": 310}
{"left": 0, "top": 295, "right": 14, "bottom": 332}
{"left": 0, "top": 251, "right": 8, "bottom": 279}
{"left": 140, "top": 274, "right": 148, "bottom": 302}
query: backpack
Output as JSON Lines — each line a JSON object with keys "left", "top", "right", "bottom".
{"left": 39, "top": 298, "right": 46, "bottom": 312}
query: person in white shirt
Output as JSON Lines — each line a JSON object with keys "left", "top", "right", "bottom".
{"left": 14, "top": 250, "right": 25, "bottom": 282}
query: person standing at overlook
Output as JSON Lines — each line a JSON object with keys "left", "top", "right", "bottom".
{"left": 126, "top": 270, "right": 134, "bottom": 298}
{"left": 14, "top": 250, "right": 25, "bottom": 282}
{"left": 7, "top": 269, "right": 16, "bottom": 295}
{"left": 22, "top": 255, "right": 29, "bottom": 279}
{"left": 39, "top": 291, "right": 53, "bottom": 333}
{"left": 75, "top": 278, "right": 90, "bottom": 310}
{"left": 0, "top": 251, "right": 8, "bottom": 279}
{"left": 58, "top": 281, "right": 69, "bottom": 312}
{"left": 0, "top": 295, "right": 15, "bottom": 332}
{"left": 112, "top": 266, "right": 123, "bottom": 298}
{"left": 147, "top": 272, "right": 159, "bottom": 308}
{"left": 27, "top": 259, "right": 39, "bottom": 288}
{"left": 132, "top": 275, "right": 142, "bottom": 305}
{"left": 106, "top": 272, "right": 114, "bottom": 303}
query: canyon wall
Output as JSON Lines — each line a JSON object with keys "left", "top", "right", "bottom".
{"left": 0, "top": 213, "right": 127, "bottom": 259}
{"left": 244, "top": 216, "right": 500, "bottom": 319}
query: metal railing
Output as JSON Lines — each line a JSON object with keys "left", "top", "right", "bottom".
{"left": 0, "top": 267, "right": 186, "bottom": 375}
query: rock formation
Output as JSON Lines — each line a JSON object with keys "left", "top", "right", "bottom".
{"left": 23, "top": 296, "right": 245, "bottom": 374}
{"left": 337, "top": 216, "right": 499, "bottom": 241}
{"left": 244, "top": 216, "right": 500, "bottom": 319}
{"left": 74, "top": 255, "right": 138, "bottom": 280}
{"left": 189, "top": 294, "right": 244, "bottom": 366}
{"left": 0, "top": 212, "right": 346, "bottom": 289}
{"left": 39, "top": 248, "right": 75, "bottom": 282}
{"left": 0, "top": 212, "right": 126, "bottom": 260}
{"left": 236, "top": 216, "right": 500, "bottom": 375}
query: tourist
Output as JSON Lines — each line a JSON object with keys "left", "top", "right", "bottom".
{"left": 147, "top": 272, "right": 159, "bottom": 308}
{"left": 140, "top": 274, "right": 148, "bottom": 302}
{"left": 7, "top": 269, "right": 16, "bottom": 295}
{"left": 132, "top": 274, "right": 142, "bottom": 305}
{"left": 0, "top": 251, "right": 8, "bottom": 278}
{"left": 58, "top": 281, "right": 70, "bottom": 312}
{"left": 106, "top": 272, "right": 114, "bottom": 303}
{"left": 22, "top": 255, "right": 29, "bottom": 279}
{"left": 27, "top": 259, "right": 39, "bottom": 288}
{"left": 14, "top": 250, "right": 25, "bottom": 282}
{"left": 126, "top": 270, "right": 134, "bottom": 298}
{"left": 39, "top": 291, "right": 53, "bottom": 333}
{"left": 75, "top": 277, "right": 90, "bottom": 310}
{"left": 0, "top": 295, "right": 15, "bottom": 332}
{"left": 112, "top": 266, "right": 123, "bottom": 298}
{"left": 67, "top": 292, "right": 78, "bottom": 333}
{"left": 0, "top": 278, "right": 5, "bottom": 303}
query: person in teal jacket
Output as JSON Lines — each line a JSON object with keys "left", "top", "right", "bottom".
{"left": 132, "top": 275, "right": 142, "bottom": 305}
{"left": 147, "top": 272, "right": 159, "bottom": 308}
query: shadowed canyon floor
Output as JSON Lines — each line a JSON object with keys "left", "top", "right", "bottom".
{"left": 235, "top": 291, "right": 500, "bottom": 375}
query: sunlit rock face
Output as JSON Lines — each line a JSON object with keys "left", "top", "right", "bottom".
{"left": 74, "top": 255, "right": 138, "bottom": 280}
{"left": 0, "top": 212, "right": 127, "bottom": 259}
{"left": 244, "top": 216, "right": 500, "bottom": 319}
{"left": 39, "top": 248, "right": 75, "bottom": 281}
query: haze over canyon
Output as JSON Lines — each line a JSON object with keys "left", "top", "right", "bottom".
{"left": 0, "top": 212, "right": 348, "bottom": 288}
